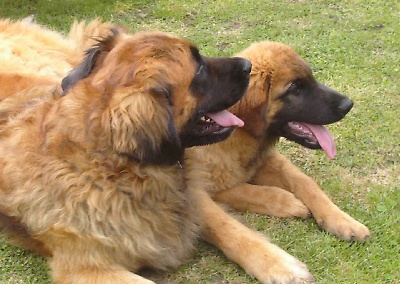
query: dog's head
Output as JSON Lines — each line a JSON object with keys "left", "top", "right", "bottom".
{"left": 233, "top": 42, "right": 353, "bottom": 159}
{"left": 61, "top": 30, "right": 250, "bottom": 165}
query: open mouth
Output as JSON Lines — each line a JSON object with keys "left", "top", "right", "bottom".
{"left": 194, "top": 110, "right": 244, "bottom": 136}
{"left": 182, "top": 110, "right": 244, "bottom": 147}
{"left": 285, "top": 121, "right": 337, "bottom": 159}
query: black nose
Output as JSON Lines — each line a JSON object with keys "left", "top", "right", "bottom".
{"left": 338, "top": 98, "right": 353, "bottom": 115}
{"left": 241, "top": 58, "right": 252, "bottom": 74}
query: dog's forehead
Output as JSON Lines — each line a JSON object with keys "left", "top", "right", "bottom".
{"left": 242, "top": 42, "right": 313, "bottom": 81}
{"left": 283, "top": 56, "right": 312, "bottom": 81}
{"left": 123, "top": 32, "right": 194, "bottom": 53}
{"left": 269, "top": 43, "right": 312, "bottom": 79}
{"left": 109, "top": 32, "right": 198, "bottom": 73}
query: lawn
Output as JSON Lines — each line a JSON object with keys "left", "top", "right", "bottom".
{"left": 0, "top": 0, "right": 399, "bottom": 283}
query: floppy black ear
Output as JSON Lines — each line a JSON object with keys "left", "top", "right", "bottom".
{"left": 61, "top": 29, "right": 120, "bottom": 95}
{"left": 61, "top": 47, "right": 100, "bottom": 94}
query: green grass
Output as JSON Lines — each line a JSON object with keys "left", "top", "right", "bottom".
{"left": 0, "top": 0, "right": 399, "bottom": 283}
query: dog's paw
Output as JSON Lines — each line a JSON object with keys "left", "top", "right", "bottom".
{"left": 275, "top": 191, "right": 311, "bottom": 219}
{"left": 316, "top": 209, "right": 370, "bottom": 241}
{"left": 261, "top": 259, "right": 315, "bottom": 284}
{"left": 254, "top": 186, "right": 311, "bottom": 219}
{"left": 249, "top": 243, "right": 315, "bottom": 284}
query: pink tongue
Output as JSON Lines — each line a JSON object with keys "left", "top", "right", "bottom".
{"left": 303, "top": 123, "right": 337, "bottom": 159}
{"left": 207, "top": 110, "right": 245, "bottom": 127}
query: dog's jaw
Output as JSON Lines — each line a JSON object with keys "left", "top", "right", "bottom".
{"left": 285, "top": 122, "right": 337, "bottom": 159}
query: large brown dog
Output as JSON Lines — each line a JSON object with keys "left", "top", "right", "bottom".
{"left": 185, "top": 42, "right": 370, "bottom": 283}
{"left": 0, "top": 21, "right": 251, "bottom": 284}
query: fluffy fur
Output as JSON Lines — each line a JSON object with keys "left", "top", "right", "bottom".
{"left": 0, "top": 17, "right": 120, "bottom": 99}
{"left": 0, "top": 19, "right": 251, "bottom": 284}
{"left": 0, "top": 18, "right": 369, "bottom": 284}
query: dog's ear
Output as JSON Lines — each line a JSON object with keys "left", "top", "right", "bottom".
{"left": 232, "top": 74, "right": 271, "bottom": 138}
{"left": 104, "top": 86, "right": 184, "bottom": 166}
{"left": 61, "top": 47, "right": 100, "bottom": 94}
{"left": 61, "top": 29, "right": 120, "bottom": 95}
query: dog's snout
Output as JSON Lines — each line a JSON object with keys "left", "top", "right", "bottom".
{"left": 241, "top": 59, "right": 252, "bottom": 74}
{"left": 338, "top": 98, "right": 353, "bottom": 115}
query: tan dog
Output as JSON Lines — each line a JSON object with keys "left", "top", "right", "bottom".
{"left": 0, "top": 20, "right": 251, "bottom": 284}
{"left": 185, "top": 42, "right": 370, "bottom": 283}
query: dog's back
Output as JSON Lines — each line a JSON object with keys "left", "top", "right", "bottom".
{"left": 0, "top": 18, "right": 118, "bottom": 100}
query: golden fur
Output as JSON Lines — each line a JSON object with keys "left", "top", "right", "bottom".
{"left": 0, "top": 17, "right": 120, "bottom": 99}
{"left": 0, "top": 19, "right": 369, "bottom": 284}
{"left": 0, "top": 19, "right": 252, "bottom": 284}
{"left": 0, "top": 35, "right": 199, "bottom": 284}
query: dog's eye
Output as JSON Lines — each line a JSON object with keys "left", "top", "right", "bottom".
{"left": 287, "top": 81, "right": 300, "bottom": 95}
{"left": 151, "top": 86, "right": 173, "bottom": 105}
{"left": 288, "top": 82, "right": 297, "bottom": 91}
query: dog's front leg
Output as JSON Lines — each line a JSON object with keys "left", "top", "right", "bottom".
{"left": 253, "top": 151, "right": 370, "bottom": 241}
{"left": 193, "top": 189, "right": 315, "bottom": 284}
{"left": 213, "top": 183, "right": 310, "bottom": 218}
{"left": 50, "top": 252, "right": 155, "bottom": 284}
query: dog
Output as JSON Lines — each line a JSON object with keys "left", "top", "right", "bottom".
{"left": 184, "top": 41, "right": 370, "bottom": 283}
{"left": 0, "top": 23, "right": 251, "bottom": 284}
